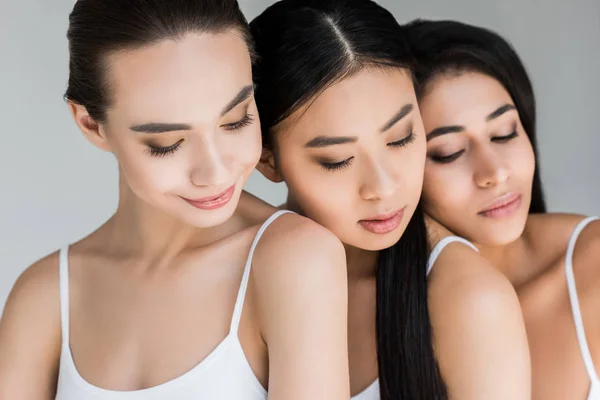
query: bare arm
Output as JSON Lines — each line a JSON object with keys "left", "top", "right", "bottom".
{"left": 572, "top": 219, "right": 600, "bottom": 369}
{"left": 428, "top": 245, "right": 531, "bottom": 400}
{"left": 253, "top": 215, "right": 350, "bottom": 399}
{"left": 0, "top": 255, "right": 62, "bottom": 399}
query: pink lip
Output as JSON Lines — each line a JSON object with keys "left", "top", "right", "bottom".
{"left": 358, "top": 208, "right": 405, "bottom": 234}
{"left": 182, "top": 185, "right": 236, "bottom": 210}
{"left": 478, "top": 193, "right": 522, "bottom": 218}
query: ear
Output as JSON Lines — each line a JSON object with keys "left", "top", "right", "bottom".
{"left": 68, "top": 101, "right": 111, "bottom": 152}
{"left": 256, "top": 147, "right": 284, "bottom": 183}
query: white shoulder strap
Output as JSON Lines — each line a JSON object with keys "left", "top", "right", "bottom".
{"left": 229, "top": 210, "right": 296, "bottom": 333}
{"left": 59, "top": 245, "right": 71, "bottom": 348}
{"left": 565, "top": 216, "right": 600, "bottom": 382}
{"left": 427, "top": 236, "right": 478, "bottom": 276}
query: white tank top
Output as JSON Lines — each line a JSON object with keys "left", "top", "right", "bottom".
{"left": 351, "top": 236, "right": 478, "bottom": 400}
{"left": 565, "top": 216, "right": 600, "bottom": 400}
{"left": 55, "top": 210, "right": 293, "bottom": 400}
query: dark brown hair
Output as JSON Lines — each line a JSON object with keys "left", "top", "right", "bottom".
{"left": 65, "top": 0, "right": 253, "bottom": 122}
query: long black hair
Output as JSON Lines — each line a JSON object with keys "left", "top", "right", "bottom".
{"left": 65, "top": 0, "right": 253, "bottom": 122}
{"left": 406, "top": 19, "right": 547, "bottom": 213}
{"left": 251, "top": 1, "right": 447, "bottom": 398}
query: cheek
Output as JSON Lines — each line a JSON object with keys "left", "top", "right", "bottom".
{"left": 107, "top": 135, "right": 184, "bottom": 196}
{"left": 398, "top": 142, "right": 427, "bottom": 202}
{"left": 510, "top": 140, "right": 536, "bottom": 187}
{"left": 422, "top": 162, "right": 472, "bottom": 217}
{"left": 280, "top": 159, "right": 354, "bottom": 232}
{"left": 221, "top": 127, "right": 262, "bottom": 174}
{"left": 121, "top": 150, "right": 188, "bottom": 197}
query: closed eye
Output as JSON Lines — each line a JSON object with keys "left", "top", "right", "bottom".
{"left": 320, "top": 157, "right": 353, "bottom": 172}
{"left": 222, "top": 114, "right": 255, "bottom": 131}
{"left": 388, "top": 132, "right": 415, "bottom": 148}
{"left": 492, "top": 130, "right": 518, "bottom": 143}
{"left": 146, "top": 139, "right": 184, "bottom": 158}
{"left": 430, "top": 150, "right": 465, "bottom": 164}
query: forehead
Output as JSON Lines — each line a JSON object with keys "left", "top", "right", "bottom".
{"left": 105, "top": 31, "right": 252, "bottom": 123}
{"left": 282, "top": 68, "right": 416, "bottom": 141}
{"left": 420, "top": 72, "right": 513, "bottom": 126}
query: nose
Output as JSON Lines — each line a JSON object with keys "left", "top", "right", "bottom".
{"left": 189, "top": 136, "right": 230, "bottom": 187}
{"left": 473, "top": 147, "right": 509, "bottom": 189}
{"left": 359, "top": 157, "right": 397, "bottom": 201}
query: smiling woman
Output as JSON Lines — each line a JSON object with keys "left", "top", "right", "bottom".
{"left": 0, "top": 1, "right": 349, "bottom": 399}
{"left": 408, "top": 19, "right": 600, "bottom": 400}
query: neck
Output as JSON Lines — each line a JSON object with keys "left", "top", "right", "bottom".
{"left": 345, "top": 244, "right": 378, "bottom": 280}
{"left": 476, "top": 235, "right": 534, "bottom": 289}
{"left": 101, "top": 171, "right": 233, "bottom": 265}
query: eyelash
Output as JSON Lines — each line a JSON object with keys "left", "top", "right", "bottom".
{"left": 147, "top": 139, "right": 184, "bottom": 158}
{"left": 430, "top": 129, "right": 518, "bottom": 164}
{"left": 492, "top": 130, "right": 518, "bottom": 143}
{"left": 320, "top": 132, "right": 415, "bottom": 171}
{"left": 388, "top": 132, "right": 415, "bottom": 148}
{"left": 223, "top": 113, "right": 255, "bottom": 131}
{"left": 320, "top": 158, "right": 353, "bottom": 172}
{"left": 146, "top": 114, "right": 255, "bottom": 158}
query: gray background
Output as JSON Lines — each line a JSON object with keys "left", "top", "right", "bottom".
{"left": 1, "top": 0, "right": 598, "bottom": 313}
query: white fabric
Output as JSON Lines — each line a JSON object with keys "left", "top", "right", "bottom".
{"left": 55, "top": 210, "right": 293, "bottom": 400}
{"left": 565, "top": 217, "right": 600, "bottom": 400}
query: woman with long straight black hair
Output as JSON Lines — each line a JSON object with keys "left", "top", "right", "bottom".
{"left": 250, "top": 1, "right": 530, "bottom": 399}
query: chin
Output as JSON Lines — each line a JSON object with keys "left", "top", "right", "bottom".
{"left": 477, "top": 219, "right": 526, "bottom": 246}
{"left": 178, "top": 205, "right": 237, "bottom": 228}
{"left": 349, "top": 230, "right": 405, "bottom": 251}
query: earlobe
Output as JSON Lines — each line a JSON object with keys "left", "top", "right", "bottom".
{"left": 67, "top": 101, "right": 111, "bottom": 152}
{"left": 256, "top": 148, "right": 284, "bottom": 183}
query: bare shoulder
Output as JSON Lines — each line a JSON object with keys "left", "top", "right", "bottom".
{"left": 428, "top": 242, "right": 530, "bottom": 399}
{"left": 425, "top": 215, "right": 516, "bottom": 312}
{"left": 250, "top": 212, "right": 347, "bottom": 332}
{"left": 252, "top": 212, "right": 346, "bottom": 280}
{"left": 235, "top": 190, "right": 280, "bottom": 227}
{"left": 2, "top": 251, "right": 61, "bottom": 322}
{"left": 0, "top": 251, "right": 62, "bottom": 397}
{"left": 525, "top": 212, "right": 586, "bottom": 247}
{"left": 428, "top": 241, "right": 515, "bottom": 313}
{"left": 571, "top": 218, "right": 600, "bottom": 289}
{"left": 248, "top": 213, "right": 350, "bottom": 397}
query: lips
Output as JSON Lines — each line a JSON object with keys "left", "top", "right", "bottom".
{"left": 358, "top": 208, "right": 405, "bottom": 234}
{"left": 182, "top": 185, "right": 236, "bottom": 211}
{"left": 478, "top": 193, "right": 522, "bottom": 218}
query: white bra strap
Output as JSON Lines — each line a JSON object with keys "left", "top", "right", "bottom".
{"left": 59, "top": 245, "right": 71, "bottom": 348}
{"left": 565, "top": 216, "right": 600, "bottom": 382}
{"left": 229, "top": 210, "right": 296, "bottom": 334}
{"left": 427, "top": 236, "right": 478, "bottom": 276}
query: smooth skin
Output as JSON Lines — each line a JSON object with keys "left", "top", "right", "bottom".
{"left": 0, "top": 32, "right": 350, "bottom": 400}
{"left": 420, "top": 70, "right": 600, "bottom": 399}
{"left": 258, "top": 67, "right": 530, "bottom": 399}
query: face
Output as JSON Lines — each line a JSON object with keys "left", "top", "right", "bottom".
{"left": 264, "top": 68, "right": 426, "bottom": 251}
{"left": 72, "top": 31, "right": 261, "bottom": 228}
{"left": 419, "top": 71, "right": 535, "bottom": 246}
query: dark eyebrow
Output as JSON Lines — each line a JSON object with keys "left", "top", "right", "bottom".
{"left": 426, "top": 125, "right": 465, "bottom": 141}
{"left": 130, "top": 122, "right": 192, "bottom": 134}
{"left": 486, "top": 104, "right": 516, "bottom": 121}
{"left": 304, "top": 103, "right": 414, "bottom": 148}
{"left": 304, "top": 136, "right": 358, "bottom": 148}
{"left": 379, "top": 104, "right": 414, "bottom": 132}
{"left": 221, "top": 84, "right": 255, "bottom": 116}
{"left": 425, "top": 104, "right": 516, "bottom": 141}
{"left": 129, "top": 84, "right": 255, "bottom": 134}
